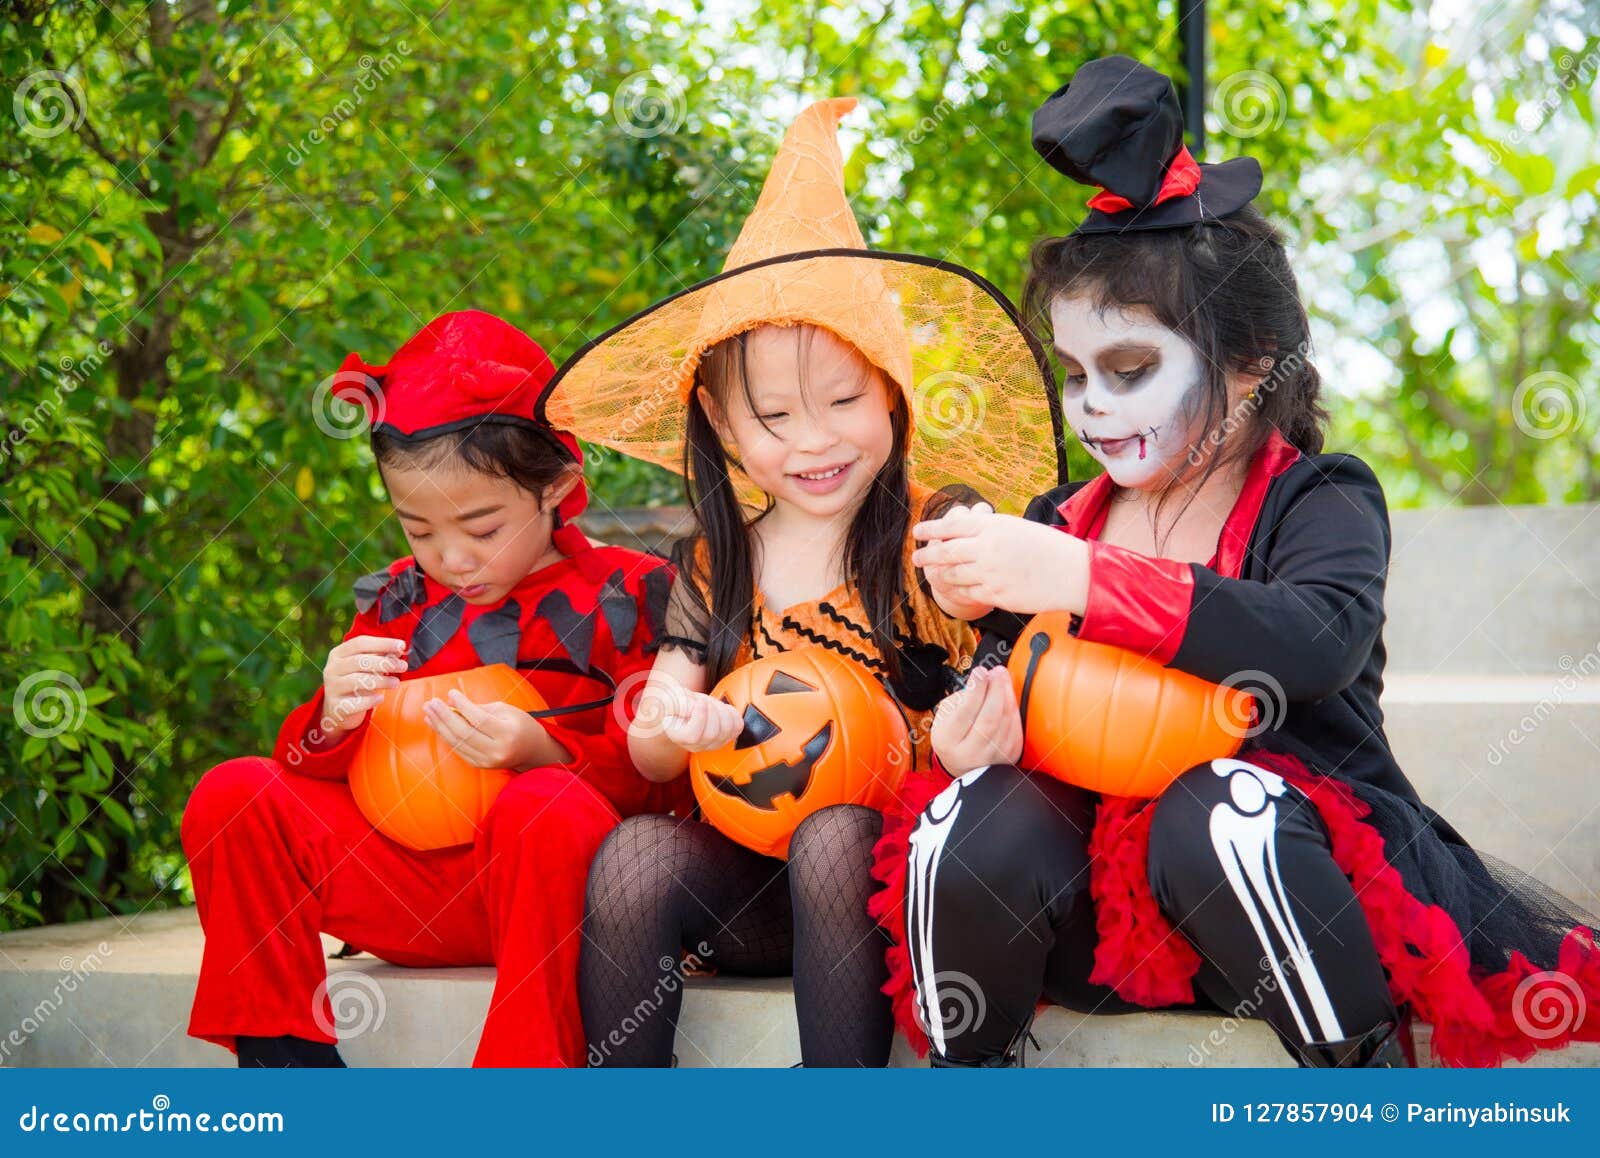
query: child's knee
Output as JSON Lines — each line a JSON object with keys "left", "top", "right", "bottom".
{"left": 486, "top": 766, "right": 618, "bottom": 847}
{"left": 1146, "top": 759, "right": 1265, "bottom": 910}
{"left": 180, "top": 756, "right": 285, "bottom": 853}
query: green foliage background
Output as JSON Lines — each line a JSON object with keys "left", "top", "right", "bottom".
{"left": 2, "top": 0, "right": 1596, "bottom": 928}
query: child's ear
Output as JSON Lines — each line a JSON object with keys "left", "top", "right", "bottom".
{"left": 540, "top": 464, "right": 583, "bottom": 513}
{"left": 697, "top": 389, "right": 735, "bottom": 444}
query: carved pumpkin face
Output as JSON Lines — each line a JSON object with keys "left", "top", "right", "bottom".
{"left": 350, "top": 663, "right": 547, "bottom": 851}
{"left": 690, "top": 647, "right": 910, "bottom": 858}
{"left": 1007, "top": 613, "right": 1251, "bottom": 797}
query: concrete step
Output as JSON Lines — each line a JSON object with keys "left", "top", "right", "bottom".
{"left": 3, "top": 910, "right": 1598, "bottom": 1069}
{"left": 1386, "top": 503, "right": 1600, "bottom": 676}
{"left": 1381, "top": 674, "right": 1600, "bottom": 912}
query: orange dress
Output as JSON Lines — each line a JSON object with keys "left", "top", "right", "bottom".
{"left": 664, "top": 483, "right": 977, "bottom": 771}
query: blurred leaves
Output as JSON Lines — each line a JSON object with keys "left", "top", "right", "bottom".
{"left": 1, "top": 0, "right": 1596, "bottom": 927}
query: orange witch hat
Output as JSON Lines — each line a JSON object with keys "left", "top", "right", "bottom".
{"left": 538, "top": 98, "right": 1065, "bottom": 511}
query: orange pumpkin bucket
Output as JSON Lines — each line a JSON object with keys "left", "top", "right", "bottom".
{"left": 350, "top": 663, "right": 548, "bottom": 851}
{"left": 690, "top": 647, "right": 910, "bottom": 859}
{"left": 1007, "top": 613, "right": 1253, "bottom": 797}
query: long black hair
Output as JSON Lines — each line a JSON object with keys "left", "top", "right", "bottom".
{"left": 672, "top": 326, "right": 914, "bottom": 686}
{"left": 1024, "top": 204, "right": 1329, "bottom": 538}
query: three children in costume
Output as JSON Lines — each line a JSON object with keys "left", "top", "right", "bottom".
{"left": 185, "top": 60, "right": 1598, "bottom": 1069}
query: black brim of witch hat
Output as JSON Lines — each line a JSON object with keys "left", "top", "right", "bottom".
{"left": 1073, "top": 156, "right": 1264, "bottom": 235}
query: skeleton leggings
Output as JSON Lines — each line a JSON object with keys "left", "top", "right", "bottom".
{"left": 904, "top": 759, "right": 1398, "bottom": 1065}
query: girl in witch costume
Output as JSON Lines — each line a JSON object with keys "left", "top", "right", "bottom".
{"left": 886, "top": 56, "right": 1600, "bottom": 1068}
{"left": 541, "top": 98, "right": 1062, "bottom": 1066}
{"left": 181, "top": 310, "right": 688, "bottom": 1069}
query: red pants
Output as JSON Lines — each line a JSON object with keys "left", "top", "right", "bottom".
{"left": 181, "top": 756, "right": 618, "bottom": 1067}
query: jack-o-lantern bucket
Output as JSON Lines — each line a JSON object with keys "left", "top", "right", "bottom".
{"left": 350, "top": 663, "right": 547, "bottom": 851}
{"left": 1007, "top": 613, "right": 1253, "bottom": 797}
{"left": 690, "top": 647, "right": 910, "bottom": 859}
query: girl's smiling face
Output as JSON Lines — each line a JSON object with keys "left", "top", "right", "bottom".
{"left": 382, "top": 460, "right": 578, "bottom": 605}
{"left": 1049, "top": 294, "right": 1209, "bottom": 491}
{"left": 704, "top": 325, "right": 898, "bottom": 520}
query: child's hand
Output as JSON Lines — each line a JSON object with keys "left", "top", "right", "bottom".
{"left": 912, "top": 505, "right": 1088, "bottom": 616}
{"left": 916, "top": 502, "right": 998, "bottom": 619}
{"left": 423, "top": 690, "right": 554, "bottom": 770}
{"left": 661, "top": 690, "right": 746, "bottom": 753}
{"left": 321, "top": 636, "right": 407, "bottom": 739}
{"left": 931, "top": 666, "right": 1024, "bottom": 776}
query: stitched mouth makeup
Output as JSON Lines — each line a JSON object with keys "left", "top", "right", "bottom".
{"left": 1081, "top": 427, "right": 1161, "bottom": 461}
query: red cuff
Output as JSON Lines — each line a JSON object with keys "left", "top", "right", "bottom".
{"left": 272, "top": 691, "right": 369, "bottom": 781}
{"left": 1077, "top": 540, "right": 1195, "bottom": 664}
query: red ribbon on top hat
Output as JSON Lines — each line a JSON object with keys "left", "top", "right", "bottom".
{"left": 1087, "top": 145, "right": 1203, "bottom": 214}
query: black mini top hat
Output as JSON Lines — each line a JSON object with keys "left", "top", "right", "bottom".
{"left": 1032, "top": 55, "right": 1263, "bottom": 235}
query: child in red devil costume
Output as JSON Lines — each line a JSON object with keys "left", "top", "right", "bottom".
{"left": 883, "top": 57, "right": 1600, "bottom": 1068}
{"left": 181, "top": 310, "right": 688, "bottom": 1068}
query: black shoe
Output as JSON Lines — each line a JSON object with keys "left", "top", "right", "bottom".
{"left": 929, "top": 1027, "right": 1036, "bottom": 1068}
{"left": 236, "top": 1035, "right": 347, "bottom": 1068}
{"left": 1295, "top": 1018, "right": 1412, "bottom": 1068}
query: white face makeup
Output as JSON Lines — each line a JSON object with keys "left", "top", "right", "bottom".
{"left": 1049, "top": 295, "right": 1207, "bottom": 490}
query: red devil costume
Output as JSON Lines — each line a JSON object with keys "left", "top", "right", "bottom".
{"left": 872, "top": 57, "right": 1600, "bottom": 1068}
{"left": 182, "top": 311, "right": 688, "bottom": 1067}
